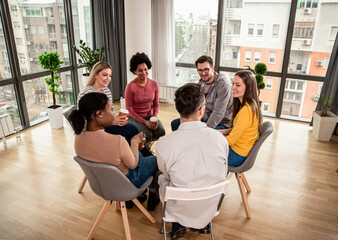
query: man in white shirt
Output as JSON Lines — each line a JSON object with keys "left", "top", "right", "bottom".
{"left": 157, "top": 83, "right": 228, "bottom": 239}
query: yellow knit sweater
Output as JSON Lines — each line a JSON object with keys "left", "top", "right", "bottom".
{"left": 226, "top": 103, "right": 259, "bottom": 156}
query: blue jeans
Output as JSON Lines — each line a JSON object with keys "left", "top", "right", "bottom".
{"left": 228, "top": 146, "right": 246, "bottom": 167}
{"left": 126, "top": 153, "right": 158, "bottom": 189}
{"left": 171, "top": 118, "right": 226, "bottom": 131}
{"left": 104, "top": 123, "right": 139, "bottom": 145}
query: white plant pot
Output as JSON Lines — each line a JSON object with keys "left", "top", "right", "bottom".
{"left": 312, "top": 111, "right": 338, "bottom": 141}
{"left": 82, "top": 74, "right": 90, "bottom": 87}
{"left": 46, "top": 105, "right": 64, "bottom": 129}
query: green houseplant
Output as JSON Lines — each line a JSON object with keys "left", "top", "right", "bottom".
{"left": 244, "top": 63, "right": 268, "bottom": 91}
{"left": 72, "top": 39, "right": 106, "bottom": 75}
{"left": 254, "top": 63, "right": 268, "bottom": 90}
{"left": 312, "top": 95, "right": 338, "bottom": 141}
{"left": 38, "top": 51, "right": 64, "bottom": 129}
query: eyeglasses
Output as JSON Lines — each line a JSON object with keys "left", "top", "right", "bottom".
{"left": 197, "top": 68, "right": 211, "bottom": 74}
{"left": 198, "top": 101, "right": 207, "bottom": 110}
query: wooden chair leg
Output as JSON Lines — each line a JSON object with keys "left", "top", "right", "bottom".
{"left": 87, "top": 200, "right": 111, "bottom": 240}
{"left": 132, "top": 199, "right": 156, "bottom": 223}
{"left": 78, "top": 176, "right": 87, "bottom": 193}
{"left": 114, "top": 201, "right": 120, "bottom": 211}
{"left": 236, "top": 173, "right": 251, "bottom": 219}
{"left": 120, "top": 202, "right": 132, "bottom": 240}
{"left": 241, "top": 173, "right": 251, "bottom": 193}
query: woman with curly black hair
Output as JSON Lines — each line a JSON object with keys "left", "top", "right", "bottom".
{"left": 125, "top": 52, "right": 165, "bottom": 146}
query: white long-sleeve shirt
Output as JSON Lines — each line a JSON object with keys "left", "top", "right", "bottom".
{"left": 156, "top": 121, "right": 228, "bottom": 228}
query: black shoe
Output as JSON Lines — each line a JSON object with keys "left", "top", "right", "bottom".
{"left": 125, "top": 200, "right": 134, "bottom": 209}
{"left": 171, "top": 222, "right": 186, "bottom": 240}
{"left": 146, "top": 191, "right": 160, "bottom": 211}
{"left": 137, "top": 189, "right": 148, "bottom": 203}
{"left": 126, "top": 190, "right": 148, "bottom": 209}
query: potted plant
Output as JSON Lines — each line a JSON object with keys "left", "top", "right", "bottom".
{"left": 254, "top": 63, "right": 268, "bottom": 91}
{"left": 312, "top": 96, "right": 338, "bottom": 141}
{"left": 72, "top": 39, "right": 106, "bottom": 76}
{"left": 39, "top": 51, "right": 64, "bottom": 129}
{"left": 244, "top": 63, "right": 268, "bottom": 92}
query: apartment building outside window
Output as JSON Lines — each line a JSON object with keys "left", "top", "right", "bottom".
{"left": 257, "top": 24, "right": 264, "bottom": 36}
{"left": 254, "top": 51, "right": 261, "bottom": 62}
{"left": 272, "top": 24, "right": 280, "bottom": 38}
{"left": 245, "top": 50, "right": 252, "bottom": 62}
{"left": 248, "top": 23, "right": 254, "bottom": 36}
{"left": 174, "top": 0, "right": 338, "bottom": 122}
{"left": 269, "top": 52, "right": 276, "bottom": 64}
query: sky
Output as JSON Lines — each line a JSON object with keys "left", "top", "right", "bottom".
{"left": 174, "top": 0, "right": 219, "bottom": 18}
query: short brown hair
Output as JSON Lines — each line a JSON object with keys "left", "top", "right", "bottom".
{"left": 174, "top": 83, "right": 204, "bottom": 118}
{"left": 195, "top": 55, "right": 213, "bottom": 67}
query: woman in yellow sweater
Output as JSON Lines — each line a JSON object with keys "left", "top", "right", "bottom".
{"left": 219, "top": 70, "right": 262, "bottom": 167}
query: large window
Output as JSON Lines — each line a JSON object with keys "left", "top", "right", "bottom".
{"left": 173, "top": 0, "right": 338, "bottom": 122}
{"left": 174, "top": 0, "right": 219, "bottom": 86}
{"left": 0, "top": 0, "right": 92, "bottom": 130}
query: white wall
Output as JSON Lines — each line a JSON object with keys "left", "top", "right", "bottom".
{"left": 125, "top": 0, "right": 152, "bottom": 82}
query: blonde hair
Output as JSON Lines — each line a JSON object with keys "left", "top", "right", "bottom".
{"left": 85, "top": 62, "right": 112, "bottom": 86}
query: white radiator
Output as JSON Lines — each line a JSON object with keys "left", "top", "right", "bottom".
{"left": 159, "top": 85, "right": 177, "bottom": 103}
{"left": 0, "top": 114, "right": 15, "bottom": 138}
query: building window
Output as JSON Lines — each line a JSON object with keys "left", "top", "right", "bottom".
{"left": 233, "top": 51, "right": 238, "bottom": 59}
{"left": 262, "top": 102, "right": 270, "bottom": 112}
{"left": 296, "top": 64, "right": 302, "bottom": 71}
{"left": 38, "top": 26, "right": 44, "bottom": 34}
{"left": 248, "top": 24, "right": 254, "bottom": 36}
{"left": 269, "top": 52, "right": 276, "bottom": 64}
{"left": 297, "top": 81, "right": 304, "bottom": 90}
{"left": 18, "top": 53, "right": 26, "bottom": 60}
{"left": 329, "top": 26, "right": 338, "bottom": 41}
{"left": 266, "top": 78, "right": 273, "bottom": 89}
{"left": 254, "top": 51, "right": 261, "bottom": 62}
{"left": 272, "top": 24, "right": 280, "bottom": 38}
{"left": 30, "top": 26, "right": 36, "bottom": 34}
{"left": 294, "top": 22, "right": 314, "bottom": 39}
{"left": 13, "top": 21, "right": 20, "bottom": 29}
{"left": 16, "top": 38, "right": 23, "bottom": 45}
{"left": 10, "top": 5, "right": 18, "bottom": 13}
{"left": 257, "top": 24, "right": 264, "bottom": 36}
{"left": 245, "top": 50, "right": 252, "bottom": 62}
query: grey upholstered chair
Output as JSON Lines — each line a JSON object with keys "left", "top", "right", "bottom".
{"left": 74, "top": 156, "right": 156, "bottom": 240}
{"left": 63, "top": 105, "right": 77, "bottom": 121}
{"left": 228, "top": 121, "right": 273, "bottom": 219}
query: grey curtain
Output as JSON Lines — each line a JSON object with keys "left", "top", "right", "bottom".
{"left": 92, "top": 0, "right": 127, "bottom": 100}
{"left": 314, "top": 33, "right": 338, "bottom": 135}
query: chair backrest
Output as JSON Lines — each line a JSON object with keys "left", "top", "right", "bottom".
{"left": 163, "top": 180, "right": 230, "bottom": 228}
{"left": 164, "top": 180, "right": 230, "bottom": 203}
{"left": 228, "top": 121, "right": 273, "bottom": 173}
{"left": 63, "top": 105, "right": 77, "bottom": 121}
{"left": 74, "top": 156, "right": 152, "bottom": 201}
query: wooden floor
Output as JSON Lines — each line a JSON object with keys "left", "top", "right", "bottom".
{"left": 0, "top": 102, "right": 337, "bottom": 240}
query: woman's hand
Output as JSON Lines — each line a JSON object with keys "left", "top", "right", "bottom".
{"left": 144, "top": 120, "right": 157, "bottom": 130}
{"left": 113, "top": 114, "right": 128, "bottom": 126}
{"left": 131, "top": 132, "right": 146, "bottom": 144}
{"left": 218, "top": 128, "right": 232, "bottom": 136}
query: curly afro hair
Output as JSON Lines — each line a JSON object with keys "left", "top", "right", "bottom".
{"left": 129, "top": 52, "right": 152, "bottom": 74}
